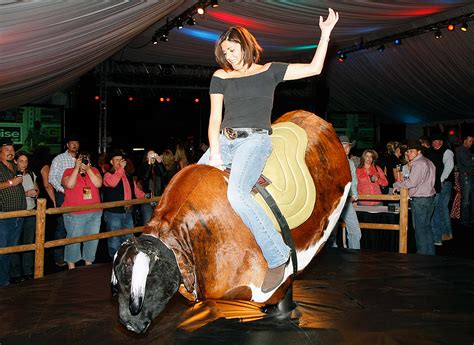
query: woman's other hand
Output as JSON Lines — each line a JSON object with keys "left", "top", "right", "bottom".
{"left": 209, "top": 153, "right": 224, "bottom": 171}
{"left": 319, "top": 8, "right": 339, "bottom": 35}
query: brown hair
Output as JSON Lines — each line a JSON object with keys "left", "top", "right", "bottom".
{"left": 386, "top": 141, "right": 400, "bottom": 155}
{"left": 162, "top": 149, "right": 176, "bottom": 172}
{"left": 214, "top": 26, "right": 262, "bottom": 71}
{"left": 175, "top": 144, "right": 189, "bottom": 170}
{"left": 359, "top": 149, "right": 379, "bottom": 168}
{"left": 14, "top": 151, "right": 30, "bottom": 174}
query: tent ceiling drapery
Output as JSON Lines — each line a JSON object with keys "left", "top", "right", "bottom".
{"left": 0, "top": 1, "right": 185, "bottom": 111}
{"left": 1, "top": 0, "right": 473, "bottom": 123}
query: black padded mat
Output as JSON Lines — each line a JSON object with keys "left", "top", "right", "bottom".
{"left": 1, "top": 248, "right": 473, "bottom": 345}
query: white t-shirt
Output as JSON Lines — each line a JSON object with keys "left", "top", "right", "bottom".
{"left": 22, "top": 172, "right": 37, "bottom": 210}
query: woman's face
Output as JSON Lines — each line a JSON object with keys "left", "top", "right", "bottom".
{"left": 16, "top": 154, "right": 28, "bottom": 172}
{"left": 221, "top": 40, "right": 243, "bottom": 70}
{"left": 363, "top": 152, "right": 374, "bottom": 165}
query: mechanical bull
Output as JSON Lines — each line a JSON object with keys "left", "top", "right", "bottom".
{"left": 111, "top": 110, "right": 351, "bottom": 333}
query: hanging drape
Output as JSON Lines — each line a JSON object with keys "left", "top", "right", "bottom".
{"left": 325, "top": 26, "right": 474, "bottom": 122}
{"left": 0, "top": 0, "right": 184, "bottom": 111}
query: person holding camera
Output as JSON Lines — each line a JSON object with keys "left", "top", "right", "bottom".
{"left": 356, "top": 149, "right": 388, "bottom": 206}
{"left": 61, "top": 152, "right": 102, "bottom": 269}
{"left": 49, "top": 134, "right": 80, "bottom": 267}
{"left": 0, "top": 138, "right": 27, "bottom": 287}
{"left": 102, "top": 149, "right": 145, "bottom": 257}
{"left": 137, "top": 149, "right": 167, "bottom": 225}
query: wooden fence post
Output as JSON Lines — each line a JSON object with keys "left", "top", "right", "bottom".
{"left": 34, "top": 198, "right": 47, "bottom": 279}
{"left": 398, "top": 188, "right": 409, "bottom": 254}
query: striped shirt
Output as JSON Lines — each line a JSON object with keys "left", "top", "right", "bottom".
{"left": 49, "top": 151, "right": 76, "bottom": 193}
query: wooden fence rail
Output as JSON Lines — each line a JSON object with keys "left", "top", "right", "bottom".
{"left": 0, "top": 188, "right": 409, "bottom": 280}
{"left": 351, "top": 187, "right": 409, "bottom": 253}
{"left": 0, "top": 197, "right": 160, "bottom": 279}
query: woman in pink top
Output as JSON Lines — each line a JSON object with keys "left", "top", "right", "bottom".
{"left": 356, "top": 149, "right": 388, "bottom": 206}
{"left": 61, "top": 153, "right": 102, "bottom": 269}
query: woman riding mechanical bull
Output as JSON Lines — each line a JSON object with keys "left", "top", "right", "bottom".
{"left": 112, "top": 9, "right": 347, "bottom": 333}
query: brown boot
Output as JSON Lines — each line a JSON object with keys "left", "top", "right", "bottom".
{"left": 261, "top": 261, "right": 287, "bottom": 293}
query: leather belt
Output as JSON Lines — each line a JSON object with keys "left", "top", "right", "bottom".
{"left": 221, "top": 127, "right": 269, "bottom": 140}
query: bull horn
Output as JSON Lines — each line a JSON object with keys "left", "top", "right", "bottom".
{"left": 129, "top": 251, "right": 150, "bottom": 316}
{"left": 111, "top": 251, "right": 118, "bottom": 297}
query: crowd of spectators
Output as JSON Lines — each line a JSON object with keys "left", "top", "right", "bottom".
{"left": 1, "top": 130, "right": 473, "bottom": 286}
{"left": 0, "top": 135, "right": 201, "bottom": 286}
{"left": 336, "top": 133, "right": 473, "bottom": 255}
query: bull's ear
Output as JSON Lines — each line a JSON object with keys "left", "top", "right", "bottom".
{"left": 129, "top": 251, "right": 150, "bottom": 316}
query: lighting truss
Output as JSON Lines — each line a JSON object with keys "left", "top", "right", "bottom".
{"left": 336, "top": 12, "right": 473, "bottom": 58}
{"left": 153, "top": 0, "right": 218, "bottom": 43}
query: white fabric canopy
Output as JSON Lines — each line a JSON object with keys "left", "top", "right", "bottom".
{"left": 0, "top": 0, "right": 184, "bottom": 110}
{"left": 1, "top": 0, "right": 473, "bottom": 122}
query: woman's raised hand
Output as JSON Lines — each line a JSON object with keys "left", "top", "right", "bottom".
{"left": 319, "top": 8, "right": 339, "bottom": 35}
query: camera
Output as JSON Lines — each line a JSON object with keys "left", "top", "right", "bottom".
{"left": 79, "top": 153, "right": 90, "bottom": 165}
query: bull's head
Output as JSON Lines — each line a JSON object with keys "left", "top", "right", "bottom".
{"left": 111, "top": 235, "right": 181, "bottom": 333}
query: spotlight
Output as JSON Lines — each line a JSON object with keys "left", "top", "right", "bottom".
{"left": 461, "top": 22, "right": 468, "bottom": 32}
{"left": 447, "top": 23, "right": 455, "bottom": 31}
{"left": 187, "top": 17, "right": 196, "bottom": 25}
{"left": 197, "top": 5, "right": 205, "bottom": 15}
{"left": 160, "top": 30, "right": 169, "bottom": 42}
{"left": 210, "top": 0, "right": 219, "bottom": 8}
{"left": 94, "top": 96, "right": 100, "bottom": 101}
{"left": 194, "top": 98, "right": 200, "bottom": 103}
{"left": 128, "top": 96, "right": 134, "bottom": 102}
{"left": 377, "top": 44, "right": 385, "bottom": 52}
{"left": 435, "top": 30, "right": 442, "bottom": 39}
{"left": 176, "top": 18, "right": 183, "bottom": 30}
{"left": 337, "top": 52, "right": 346, "bottom": 62}
{"left": 394, "top": 38, "right": 401, "bottom": 45}
{"left": 152, "top": 35, "right": 158, "bottom": 45}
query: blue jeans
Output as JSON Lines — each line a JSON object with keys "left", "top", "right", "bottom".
{"left": 10, "top": 216, "right": 36, "bottom": 277}
{"left": 0, "top": 217, "right": 24, "bottom": 286}
{"left": 140, "top": 203, "right": 155, "bottom": 226}
{"left": 104, "top": 210, "right": 134, "bottom": 257}
{"left": 340, "top": 200, "right": 361, "bottom": 249}
{"left": 431, "top": 181, "right": 452, "bottom": 243}
{"left": 460, "top": 175, "right": 474, "bottom": 225}
{"left": 63, "top": 211, "right": 102, "bottom": 263}
{"left": 54, "top": 191, "right": 67, "bottom": 262}
{"left": 199, "top": 132, "right": 290, "bottom": 268}
{"left": 410, "top": 197, "right": 435, "bottom": 255}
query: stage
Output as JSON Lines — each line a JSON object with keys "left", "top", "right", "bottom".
{"left": 1, "top": 248, "right": 473, "bottom": 344}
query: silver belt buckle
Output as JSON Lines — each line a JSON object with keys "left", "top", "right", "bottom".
{"left": 224, "top": 127, "right": 237, "bottom": 140}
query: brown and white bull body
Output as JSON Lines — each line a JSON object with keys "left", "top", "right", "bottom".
{"left": 112, "top": 110, "right": 351, "bottom": 333}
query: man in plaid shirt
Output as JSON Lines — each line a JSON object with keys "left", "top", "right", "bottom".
{"left": 48, "top": 135, "right": 80, "bottom": 266}
{"left": 0, "top": 138, "right": 27, "bottom": 286}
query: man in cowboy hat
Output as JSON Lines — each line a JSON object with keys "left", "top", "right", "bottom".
{"left": 394, "top": 140, "right": 436, "bottom": 255}
{"left": 334, "top": 135, "right": 361, "bottom": 249}
{"left": 0, "top": 138, "right": 27, "bottom": 286}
